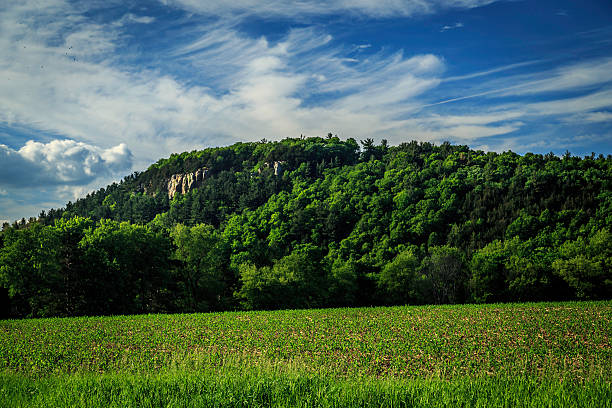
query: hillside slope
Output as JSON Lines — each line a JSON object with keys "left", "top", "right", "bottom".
{"left": 1, "top": 137, "right": 611, "bottom": 317}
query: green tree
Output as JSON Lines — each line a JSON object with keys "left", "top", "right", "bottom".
{"left": 327, "top": 257, "right": 359, "bottom": 306}
{"left": 552, "top": 229, "right": 612, "bottom": 299}
{"left": 0, "top": 223, "right": 61, "bottom": 317}
{"left": 171, "top": 223, "right": 231, "bottom": 312}
{"left": 79, "top": 220, "right": 172, "bottom": 314}
{"left": 469, "top": 240, "right": 508, "bottom": 303}
{"left": 378, "top": 249, "right": 428, "bottom": 304}
{"left": 0, "top": 217, "right": 95, "bottom": 317}
{"left": 422, "top": 246, "right": 466, "bottom": 304}
{"left": 237, "top": 244, "right": 325, "bottom": 310}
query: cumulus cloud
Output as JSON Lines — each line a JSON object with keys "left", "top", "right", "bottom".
{"left": 0, "top": 140, "right": 132, "bottom": 187}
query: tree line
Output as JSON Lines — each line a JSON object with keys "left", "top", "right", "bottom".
{"left": 1, "top": 137, "right": 611, "bottom": 317}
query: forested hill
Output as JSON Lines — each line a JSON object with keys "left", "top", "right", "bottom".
{"left": 1, "top": 137, "right": 611, "bottom": 318}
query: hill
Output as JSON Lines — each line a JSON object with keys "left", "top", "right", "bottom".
{"left": 1, "top": 137, "right": 611, "bottom": 317}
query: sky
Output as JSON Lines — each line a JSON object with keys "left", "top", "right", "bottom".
{"left": 1, "top": 0, "right": 611, "bottom": 223}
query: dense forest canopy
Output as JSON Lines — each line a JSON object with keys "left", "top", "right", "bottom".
{"left": 1, "top": 136, "right": 611, "bottom": 318}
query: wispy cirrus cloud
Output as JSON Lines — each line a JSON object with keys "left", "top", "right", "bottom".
{"left": 1, "top": 0, "right": 611, "bottom": 222}
{"left": 162, "top": 0, "right": 501, "bottom": 18}
{"left": 120, "top": 13, "right": 156, "bottom": 25}
{"left": 0, "top": 1, "right": 451, "bottom": 165}
{"left": 441, "top": 22, "right": 464, "bottom": 32}
{"left": 569, "top": 111, "right": 612, "bottom": 123}
{"left": 431, "top": 57, "right": 612, "bottom": 104}
{"left": 423, "top": 56, "right": 612, "bottom": 137}
{"left": 2, "top": 1, "right": 610, "bottom": 164}
{"left": 1, "top": 0, "right": 610, "bottom": 163}
{"left": 497, "top": 58, "right": 612, "bottom": 96}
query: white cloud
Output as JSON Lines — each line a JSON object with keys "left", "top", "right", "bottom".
{"left": 384, "top": 113, "right": 522, "bottom": 142}
{"left": 0, "top": 1, "right": 451, "bottom": 167}
{"left": 1, "top": 0, "right": 611, "bottom": 223}
{"left": 162, "top": 0, "right": 500, "bottom": 18}
{"left": 434, "top": 123, "right": 521, "bottom": 140}
{"left": 63, "top": 24, "right": 119, "bottom": 57}
{"left": 424, "top": 111, "right": 523, "bottom": 125}
{"left": 575, "top": 111, "right": 612, "bottom": 123}
{"left": 430, "top": 57, "right": 612, "bottom": 109}
{"left": 442, "top": 60, "right": 543, "bottom": 82}
{"left": 485, "top": 58, "right": 612, "bottom": 97}
{"left": 0, "top": 140, "right": 132, "bottom": 187}
{"left": 490, "top": 132, "right": 612, "bottom": 155}
{"left": 441, "top": 22, "right": 464, "bottom": 32}
{"left": 1, "top": 0, "right": 609, "bottom": 162}
{"left": 122, "top": 13, "right": 156, "bottom": 24}
{"left": 422, "top": 57, "right": 612, "bottom": 142}
{"left": 525, "top": 89, "right": 612, "bottom": 116}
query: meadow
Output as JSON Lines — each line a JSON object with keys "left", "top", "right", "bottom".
{"left": 1, "top": 301, "right": 611, "bottom": 407}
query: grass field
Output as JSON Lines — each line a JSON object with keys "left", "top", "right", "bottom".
{"left": 1, "top": 302, "right": 611, "bottom": 407}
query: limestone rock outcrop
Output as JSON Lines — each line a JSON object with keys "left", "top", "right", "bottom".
{"left": 257, "top": 161, "right": 286, "bottom": 176}
{"left": 167, "top": 167, "right": 208, "bottom": 199}
{"left": 273, "top": 161, "right": 284, "bottom": 176}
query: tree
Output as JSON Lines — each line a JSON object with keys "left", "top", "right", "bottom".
{"left": 327, "top": 257, "right": 359, "bottom": 306}
{"left": 422, "top": 246, "right": 466, "bottom": 304}
{"left": 171, "top": 223, "right": 231, "bottom": 312}
{"left": 79, "top": 220, "right": 172, "bottom": 314}
{"left": 0, "top": 223, "right": 62, "bottom": 317}
{"left": 469, "top": 240, "right": 508, "bottom": 303}
{"left": 470, "top": 236, "right": 557, "bottom": 303}
{"left": 0, "top": 217, "right": 97, "bottom": 317}
{"left": 360, "top": 138, "right": 376, "bottom": 161}
{"left": 378, "top": 249, "right": 429, "bottom": 305}
{"left": 53, "top": 216, "right": 94, "bottom": 316}
{"left": 552, "top": 229, "right": 612, "bottom": 299}
{"left": 237, "top": 244, "right": 325, "bottom": 310}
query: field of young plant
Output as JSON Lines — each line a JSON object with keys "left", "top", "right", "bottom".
{"left": 1, "top": 301, "right": 611, "bottom": 407}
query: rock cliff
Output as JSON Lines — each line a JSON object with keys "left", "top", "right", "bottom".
{"left": 257, "top": 161, "right": 286, "bottom": 176}
{"left": 167, "top": 167, "right": 208, "bottom": 199}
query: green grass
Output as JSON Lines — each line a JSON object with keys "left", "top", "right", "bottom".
{"left": 2, "top": 369, "right": 611, "bottom": 408}
{"left": 1, "top": 301, "right": 611, "bottom": 407}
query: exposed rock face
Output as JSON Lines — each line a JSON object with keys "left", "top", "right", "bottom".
{"left": 257, "top": 161, "right": 286, "bottom": 176}
{"left": 167, "top": 167, "right": 208, "bottom": 199}
{"left": 273, "top": 161, "right": 284, "bottom": 176}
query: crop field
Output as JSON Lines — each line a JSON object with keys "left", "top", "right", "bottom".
{"left": 1, "top": 301, "right": 611, "bottom": 407}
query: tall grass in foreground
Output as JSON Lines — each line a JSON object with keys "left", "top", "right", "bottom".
{"left": 2, "top": 368, "right": 611, "bottom": 408}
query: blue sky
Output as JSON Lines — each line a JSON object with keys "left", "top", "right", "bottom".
{"left": 1, "top": 0, "right": 611, "bottom": 222}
